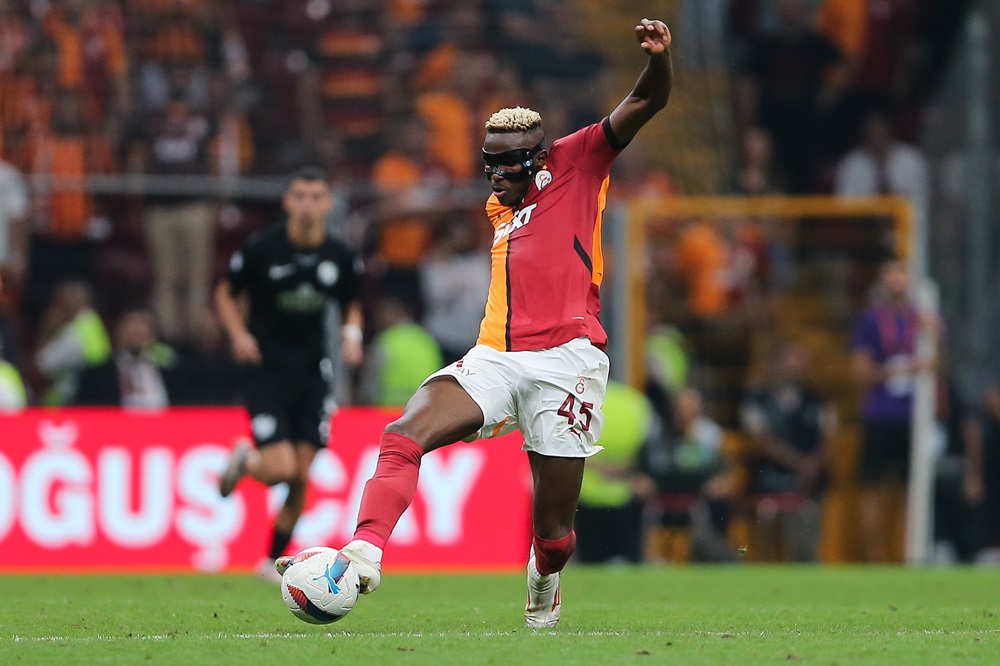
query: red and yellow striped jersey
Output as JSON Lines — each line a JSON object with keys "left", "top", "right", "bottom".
{"left": 477, "top": 118, "right": 624, "bottom": 352}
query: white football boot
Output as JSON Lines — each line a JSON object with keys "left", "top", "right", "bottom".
{"left": 274, "top": 555, "right": 294, "bottom": 576}
{"left": 525, "top": 547, "right": 561, "bottom": 628}
{"left": 219, "top": 439, "right": 252, "bottom": 498}
{"left": 338, "top": 540, "right": 383, "bottom": 594}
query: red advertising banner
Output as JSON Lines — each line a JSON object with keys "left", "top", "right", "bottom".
{"left": 0, "top": 408, "right": 532, "bottom": 573}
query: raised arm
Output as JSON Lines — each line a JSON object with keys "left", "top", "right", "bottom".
{"left": 608, "top": 18, "right": 673, "bottom": 145}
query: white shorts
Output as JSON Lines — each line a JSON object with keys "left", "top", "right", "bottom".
{"left": 423, "top": 337, "right": 610, "bottom": 457}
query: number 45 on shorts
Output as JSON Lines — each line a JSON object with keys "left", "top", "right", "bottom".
{"left": 558, "top": 394, "right": 594, "bottom": 431}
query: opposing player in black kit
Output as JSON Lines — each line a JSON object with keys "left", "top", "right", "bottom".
{"left": 216, "top": 167, "right": 363, "bottom": 581}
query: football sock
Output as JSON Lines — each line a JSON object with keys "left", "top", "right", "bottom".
{"left": 532, "top": 531, "right": 576, "bottom": 576}
{"left": 353, "top": 432, "right": 424, "bottom": 550}
{"left": 268, "top": 526, "right": 294, "bottom": 561}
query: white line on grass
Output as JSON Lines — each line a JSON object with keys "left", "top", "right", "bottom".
{"left": 9, "top": 628, "right": 999, "bottom": 644}
{"left": 8, "top": 630, "right": 663, "bottom": 643}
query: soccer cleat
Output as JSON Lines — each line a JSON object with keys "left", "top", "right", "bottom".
{"left": 256, "top": 557, "right": 282, "bottom": 585}
{"left": 219, "top": 439, "right": 251, "bottom": 498}
{"left": 274, "top": 555, "right": 294, "bottom": 576}
{"left": 525, "top": 547, "right": 561, "bottom": 628}
{"left": 339, "top": 540, "right": 382, "bottom": 594}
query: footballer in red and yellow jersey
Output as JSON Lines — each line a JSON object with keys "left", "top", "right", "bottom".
{"left": 477, "top": 118, "right": 625, "bottom": 353}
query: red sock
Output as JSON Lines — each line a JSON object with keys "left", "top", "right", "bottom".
{"left": 353, "top": 432, "right": 424, "bottom": 549}
{"left": 532, "top": 531, "right": 576, "bottom": 575}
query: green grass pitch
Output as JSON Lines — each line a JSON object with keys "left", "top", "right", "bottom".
{"left": 2, "top": 566, "right": 998, "bottom": 665}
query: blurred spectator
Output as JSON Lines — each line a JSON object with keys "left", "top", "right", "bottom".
{"left": 34, "top": 280, "right": 111, "bottom": 405}
{"left": 43, "top": 0, "right": 129, "bottom": 127}
{"left": 850, "top": 258, "right": 938, "bottom": 562}
{"left": 411, "top": 43, "right": 476, "bottom": 182}
{"left": 675, "top": 218, "right": 729, "bottom": 321}
{"left": 644, "top": 324, "right": 694, "bottom": 432}
{"left": 575, "top": 381, "right": 657, "bottom": 564}
{"left": 75, "top": 308, "right": 175, "bottom": 409}
{"left": 211, "top": 100, "right": 255, "bottom": 178}
{"left": 962, "top": 384, "right": 1000, "bottom": 565}
{"left": 127, "top": 94, "right": 217, "bottom": 341}
{"left": 170, "top": 308, "right": 242, "bottom": 405}
{"left": 359, "top": 296, "right": 442, "bottom": 409}
{"left": 0, "top": 154, "right": 28, "bottom": 285}
{"left": 0, "top": 0, "right": 29, "bottom": 82}
{"left": 0, "top": 337, "right": 26, "bottom": 411}
{"left": 816, "top": 0, "right": 925, "bottom": 149}
{"left": 370, "top": 114, "right": 453, "bottom": 306}
{"left": 741, "top": 341, "right": 835, "bottom": 561}
{"left": 419, "top": 215, "right": 490, "bottom": 364}
{"left": 724, "top": 128, "right": 797, "bottom": 293}
{"left": 21, "top": 87, "right": 113, "bottom": 325}
{"left": 736, "top": 0, "right": 843, "bottom": 192}
{"left": 641, "top": 387, "right": 737, "bottom": 563}
{"left": 833, "top": 111, "right": 929, "bottom": 298}
{"left": 727, "top": 127, "right": 786, "bottom": 196}
{"left": 834, "top": 111, "right": 929, "bottom": 210}
{"left": 371, "top": 115, "right": 452, "bottom": 267}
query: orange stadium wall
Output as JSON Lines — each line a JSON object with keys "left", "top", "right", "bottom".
{"left": 0, "top": 408, "right": 532, "bottom": 573}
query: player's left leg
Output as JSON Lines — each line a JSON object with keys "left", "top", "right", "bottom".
{"left": 516, "top": 337, "right": 609, "bottom": 627}
{"left": 265, "top": 442, "right": 319, "bottom": 580}
{"left": 525, "top": 452, "right": 584, "bottom": 628}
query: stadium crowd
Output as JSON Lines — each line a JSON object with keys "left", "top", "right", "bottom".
{"left": 0, "top": 0, "right": 996, "bottom": 565}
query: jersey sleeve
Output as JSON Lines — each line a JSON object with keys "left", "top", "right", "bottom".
{"left": 226, "top": 239, "right": 256, "bottom": 296}
{"left": 552, "top": 118, "right": 625, "bottom": 179}
{"left": 335, "top": 249, "right": 362, "bottom": 304}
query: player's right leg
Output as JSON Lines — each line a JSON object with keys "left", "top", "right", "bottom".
{"left": 340, "top": 377, "right": 486, "bottom": 593}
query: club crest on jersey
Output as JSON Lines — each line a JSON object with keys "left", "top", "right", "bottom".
{"left": 317, "top": 261, "right": 339, "bottom": 286}
{"left": 534, "top": 169, "right": 552, "bottom": 190}
{"left": 492, "top": 203, "right": 538, "bottom": 247}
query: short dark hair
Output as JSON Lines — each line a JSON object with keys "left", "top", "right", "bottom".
{"left": 288, "top": 166, "right": 328, "bottom": 186}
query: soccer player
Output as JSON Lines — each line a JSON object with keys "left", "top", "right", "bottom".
{"left": 284, "top": 18, "right": 673, "bottom": 625}
{"left": 216, "top": 167, "right": 363, "bottom": 581}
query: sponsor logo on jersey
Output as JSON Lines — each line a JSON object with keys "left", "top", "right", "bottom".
{"left": 277, "top": 283, "right": 327, "bottom": 312}
{"left": 492, "top": 203, "right": 538, "bottom": 247}
{"left": 534, "top": 169, "right": 552, "bottom": 190}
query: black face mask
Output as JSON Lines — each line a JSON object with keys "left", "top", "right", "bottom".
{"left": 482, "top": 142, "right": 544, "bottom": 182}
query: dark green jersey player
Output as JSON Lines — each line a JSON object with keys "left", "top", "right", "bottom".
{"left": 216, "top": 167, "right": 364, "bottom": 581}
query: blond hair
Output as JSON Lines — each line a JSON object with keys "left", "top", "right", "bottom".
{"left": 485, "top": 107, "right": 542, "bottom": 133}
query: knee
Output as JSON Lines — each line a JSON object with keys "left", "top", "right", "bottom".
{"left": 261, "top": 460, "right": 298, "bottom": 487}
{"left": 377, "top": 427, "right": 425, "bottom": 465}
{"left": 384, "top": 417, "right": 412, "bottom": 439}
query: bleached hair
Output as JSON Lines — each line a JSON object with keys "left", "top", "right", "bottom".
{"left": 485, "top": 107, "right": 542, "bottom": 133}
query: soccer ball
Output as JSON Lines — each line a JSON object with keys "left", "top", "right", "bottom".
{"left": 280, "top": 546, "right": 360, "bottom": 624}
